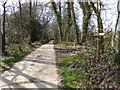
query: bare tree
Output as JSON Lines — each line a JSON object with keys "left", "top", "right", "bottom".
{"left": 64, "top": 2, "right": 72, "bottom": 41}
{"left": 90, "top": 1, "right": 104, "bottom": 58}
{"left": 29, "top": 0, "right": 33, "bottom": 43}
{"left": 51, "top": 0, "right": 63, "bottom": 42}
{"left": 2, "top": 0, "right": 7, "bottom": 56}
{"left": 0, "top": 8, "right": 2, "bottom": 56}
{"left": 117, "top": 1, "right": 120, "bottom": 54}
{"left": 18, "top": 0, "right": 23, "bottom": 51}
{"left": 70, "top": 2, "right": 79, "bottom": 44}
{"left": 0, "top": 27, "right": 2, "bottom": 56}
{"left": 79, "top": 2, "right": 92, "bottom": 43}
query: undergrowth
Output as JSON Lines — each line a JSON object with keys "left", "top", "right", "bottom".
{"left": 60, "top": 55, "right": 89, "bottom": 88}
{"left": 0, "top": 41, "right": 42, "bottom": 70}
{"left": 59, "top": 47, "right": 120, "bottom": 88}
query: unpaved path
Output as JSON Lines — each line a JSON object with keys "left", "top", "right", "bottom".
{"left": 0, "top": 42, "right": 59, "bottom": 89}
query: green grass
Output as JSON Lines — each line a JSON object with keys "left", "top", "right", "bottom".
{"left": 1, "top": 51, "right": 28, "bottom": 67}
{"left": 57, "top": 42, "right": 77, "bottom": 47}
{"left": 0, "top": 41, "right": 42, "bottom": 69}
{"left": 60, "top": 55, "right": 89, "bottom": 88}
{"left": 31, "top": 41, "right": 42, "bottom": 46}
{"left": 60, "top": 55, "right": 79, "bottom": 67}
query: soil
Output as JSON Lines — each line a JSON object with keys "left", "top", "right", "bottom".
{"left": 55, "top": 45, "right": 120, "bottom": 89}
{"left": 55, "top": 45, "right": 87, "bottom": 65}
{"left": 55, "top": 45, "right": 87, "bottom": 88}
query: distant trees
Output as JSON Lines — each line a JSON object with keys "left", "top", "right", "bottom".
{"left": 0, "top": 0, "right": 118, "bottom": 59}
{"left": 0, "top": 0, "right": 54, "bottom": 56}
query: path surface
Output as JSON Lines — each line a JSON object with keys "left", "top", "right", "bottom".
{"left": 0, "top": 42, "right": 59, "bottom": 89}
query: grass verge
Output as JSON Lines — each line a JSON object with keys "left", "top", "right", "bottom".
{"left": 0, "top": 51, "right": 28, "bottom": 68}
{"left": 60, "top": 55, "right": 89, "bottom": 88}
{"left": 0, "top": 41, "right": 42, "bottom": 71}
{"left": 59, "top": 47, "right": 120, "bottom": 88}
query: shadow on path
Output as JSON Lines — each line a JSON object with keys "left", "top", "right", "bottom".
{"left": 1, "top": 42, "right": 59, "bottom": 89}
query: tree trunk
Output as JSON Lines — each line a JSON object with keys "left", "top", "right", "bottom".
{"left": 0, "top": 30, "right": 2, "bottom": 56}
{"left": 118, "top": 1, "right": 120, "bottom": 54}
{"left": 29, "top": 0, "right": 34, "bottom": 43}
{"left": 90, "top": 2, "right": 104, "bottom": 58}
{"left": 18, "top": 0, "right": 23, "bottom": 51}
{"left": 51, "top": 1, "right": 63, "bottom": 42}
{"left": 79, "top": 2, "right": 92, "bottom": 44}
{"left": 70, "top": 2, "right": 79, "bottom": 44}
{"left": 2, "top": 2, "right": 7, "bottom": 56}
{"left": 64, "top": 2, "right": 72, "bottom": 41}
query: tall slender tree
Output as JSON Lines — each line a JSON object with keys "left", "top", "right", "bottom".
{"left": 64, "top": 2, "right": 72, "bottom": 41}
{"left": 51, "top": 0, "right": 63, "bottom": 42}
{"left": 70, "top": 2, "right": 79, "bottom": 44}
{"left": 2, "top": 1, "right": 7, "bottom": 56}
{"left": 29, "top": 0, "right": 33, "bottom": 43}
{"left": 117, "top": 1, "right": 120, "bottom": 54}
{"left": 79, "top": 2, "right": 92, "bottom": 43}
{"left": 90, "top": 2, "right": 104, "bottom": 58}
{"left": 0, "top": 29, "right": 2, "bottom": 56}
{"left": 18, "top": 0, "right": 23, "bottom": 51}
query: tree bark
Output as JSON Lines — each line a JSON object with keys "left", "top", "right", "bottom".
{"left": 90, "top": 2, "right": 104, "bottom": 58}
{"left": 18, "top": 0, "right": 23, "bottom": 51}
{"left": 51, "top": 1, "right": 63, "bottom": 42}
{"left": 0, "top": 30, "right": 2, "bottom": 56}
{"left": 64, "top": 2, "right": 72, "bottom": 41}
{"left": 70, "top": 2, "right": 79, "bottom": 44}
{"left": 2, "top": 1, "right": 7, "bottom": 56}
{"left": 79, "top": 2, "right": 92, "bottom": 43}
{"left": 29, "top": 0, "right": 34, "bottom": 43}
{"left": 117, "top": 1, "right": 120, "bottom": 54}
